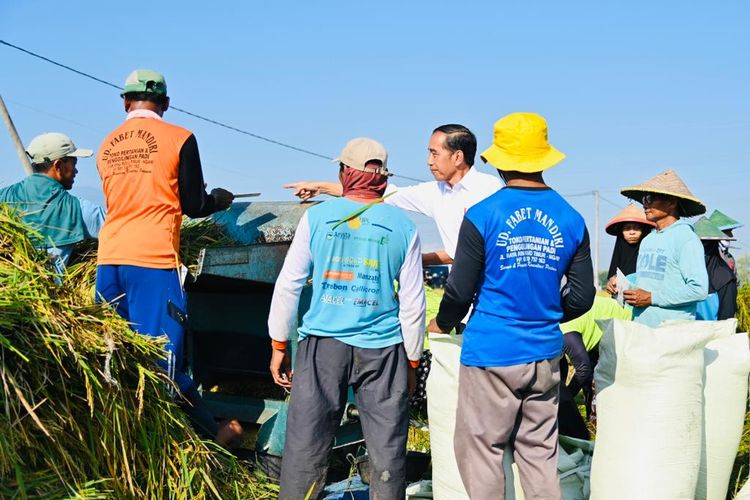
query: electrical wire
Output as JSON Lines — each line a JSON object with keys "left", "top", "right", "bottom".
{"left": 0, "top": 39, "right": 427, "bottom": 183}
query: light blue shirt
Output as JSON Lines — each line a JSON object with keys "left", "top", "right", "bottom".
{"left": 633, "top": 219, "right": 708, "bottom": 327}
{"left": 49, "top": 196, "right": 106, "bottom": 266}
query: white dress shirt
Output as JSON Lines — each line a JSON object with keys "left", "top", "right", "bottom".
{"left": 384, "top": 167, "right": 503, "bottom": 258}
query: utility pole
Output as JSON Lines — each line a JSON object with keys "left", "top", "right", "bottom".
{"left": 0, "top": 94, "right": 32, "bottom": 175}
{"left": 593, "top": 190, "right": 600, "bottom": 289}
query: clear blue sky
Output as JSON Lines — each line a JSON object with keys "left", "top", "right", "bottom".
{"left": 1, "top": 1, "right": 748, "bottom": 270}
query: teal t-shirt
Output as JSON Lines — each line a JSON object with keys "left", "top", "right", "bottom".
{"left": 299, "top": 197, "right": 416, "bottom": 349}
{"left": 0, "top": 174, "right": 85, "bottom": 248}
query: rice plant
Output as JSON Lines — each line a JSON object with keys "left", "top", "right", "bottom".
{"left": 0, "top": 206, "right": 274, "bottom": 498}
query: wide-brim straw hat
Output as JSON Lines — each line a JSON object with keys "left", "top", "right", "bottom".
{"left": 481, "top": 112, "right": 566, "bottom": 173}
{"left": 708, "top": 209, "right": 743, "bottom": 231}
{"left": 694, "top": 216, "right": 735, "bottom": 240}
{"left": 620, "top": 169, "right": 706, "bottom": 217}
{"left": 605, "top": 204, "right": 657, "bottom": 235}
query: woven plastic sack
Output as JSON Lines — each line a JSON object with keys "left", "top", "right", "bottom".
{"left": 559, "top": 436, "right": 594, "bottom": 500}
{"left": 510, "top": 436, "right": 593, "bottom": 500}
{"left": 736, "top": 477, "right": 750, "bottom": 499}
{"left": 590, "top": 319, "right": 716, "bottom": 500}
{"left": 426, "top": 332, "right": 519, "bottom": 499}
{"left": 696, "top": 321, "right": 750, "bottom": 500}
{"left": 425, "top": 332, "right": 469, "bottom": 500}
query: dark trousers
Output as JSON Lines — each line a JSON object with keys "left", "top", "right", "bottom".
{"left": 558, "top": 357, "right": 590, "bottom": 440}
{"left": 279, "top": 336, "right": 409, "bottom": 500}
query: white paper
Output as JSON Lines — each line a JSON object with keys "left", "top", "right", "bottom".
{"left": 615, "top": 267, "right": 630, "bottom": 307}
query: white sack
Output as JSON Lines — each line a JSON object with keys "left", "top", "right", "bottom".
{"left": 426, "top": 332, "right": 517, "bottom": 499}
{"left": 696, "top": 322, "right": 749, "bottom": 500}
{"left": 426, "top": 332, "right": 470, "bottom": 500}
{"left": 590, "top": 319, "right": 717, "bottom": 500}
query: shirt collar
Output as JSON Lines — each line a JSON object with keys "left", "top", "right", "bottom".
{"left": 126, "top": 109, "right": 163, "bottom": 121}
{"left": 440, "top": 166, "right": 485, "bottom": 193}
{"left": 656, "top": 218, "right": 691, "bottom": 233}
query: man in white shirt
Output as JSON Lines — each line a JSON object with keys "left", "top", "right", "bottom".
{"left": 285, "top": 124, "right": 502, "bottom": 265}
{"left": 285, "top": 125, "right": 501, "bottom": 498}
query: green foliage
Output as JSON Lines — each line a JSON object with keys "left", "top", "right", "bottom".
{"left": 729, "top": 409, "right": 750, "bottom": 499}
{"left": 598, "top": 270, "right": 610, "bottom": 289}
{"left": 736, "top": 254, "right": 750, "bottom": 288}
{"left": 737, "top": 286, "right": 750, "bottom": 334}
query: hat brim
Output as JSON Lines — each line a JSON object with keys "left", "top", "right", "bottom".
{"left": 701, "top": 235, "right": 735, "bottom": 241}
{"left": 715, "top": 222, "right": 744, "bottom": 231}
{"left": 480, "top": 144, "right": 566, "bottom": 173}
{"left": 69, "top": 148, "right": 93, "bottom": 158}
{"left": 620, "top": 188, "right": 706, "bottom": 217}
{"left": 605, "top": 217, "right": 656, "bottom": 236}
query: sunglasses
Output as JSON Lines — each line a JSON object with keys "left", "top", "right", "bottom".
{"left": 641, "top": 193, "right": 669, "bottom": 206}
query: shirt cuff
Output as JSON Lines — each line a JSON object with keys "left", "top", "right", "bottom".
{"left": 409, "top": 359, "right": 420, "bottom": 369}
{"left": 271, "top": 340, "right": 288, "bottom": 351}
{"left": 649, "top": 289, "right": 660, "bottom": 306}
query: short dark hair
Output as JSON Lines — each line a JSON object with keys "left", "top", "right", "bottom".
{"left": 123, "top": 91, "right": 168, "bottom": 106}
{"left": 31, "top": 160, "right": 54, "bottom": 173}
{"left": 433, "top": 124, "right": 477, "bottom": 166}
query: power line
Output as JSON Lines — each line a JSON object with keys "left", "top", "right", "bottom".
{"left": 561, "top": 190, "right": 625, "bottom": 210}
{"left": 5, "top": 98, "right": 100, "bottom": 133}
{"left": 599, "top": 194, "right": 624, "bottom": 209}
{"left": 0, "top": 39, "right": 427, "bottom": 183}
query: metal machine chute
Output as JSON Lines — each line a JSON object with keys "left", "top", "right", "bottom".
{"left": 184, "top": 201, "right": 363, "bottom": 461}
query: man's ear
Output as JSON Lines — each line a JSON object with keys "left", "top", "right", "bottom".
{"left": 163, "top": 97, "right": 170, "bottom": 113}
{"left": 123, "top": 98, "right": 131, "bottom": 113}
{"left": 453, "top": 149, "right": 464, "bottom": 166}
{"left": 48, "top": 159, "right": 64, "bottom": 180}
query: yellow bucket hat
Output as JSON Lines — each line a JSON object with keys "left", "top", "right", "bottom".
{"left": 481, "top": 112, "right": 566, "bottom": 173}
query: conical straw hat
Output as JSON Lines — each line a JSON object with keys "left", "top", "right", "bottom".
{"left": 605, "top": 204, "right": 656, "bottom": 235}
{"left": 708, "top": 209, "right": 743, "bottom": 231}
{"left": 620, "top": 169, "right": 706, "bottom": 217}
{"left": 694, "top": 216, "right": 735, "bottom": 240}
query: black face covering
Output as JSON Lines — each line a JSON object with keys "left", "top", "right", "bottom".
{"left": 607, "top": 234, "right": 642, "bottom": 278}
{"left": 703, "top": 240, "right": 735, "bottom": 293}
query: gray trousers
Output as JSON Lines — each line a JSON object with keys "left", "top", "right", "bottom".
{"left": 454, "top": 358, "right": 562, "bottom": 500}
{"left": 279, "top": 336, "right": 409, "bottom": 500}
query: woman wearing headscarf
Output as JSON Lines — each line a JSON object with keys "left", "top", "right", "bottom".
{"left": 605, "top": 204, "right": 655, "bottom": 293}
{"left": 694, "top": 216, "right": 738, "bottom": 321}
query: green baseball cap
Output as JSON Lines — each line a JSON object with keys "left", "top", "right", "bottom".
{"left": 26, "top": 132, "right": 93, "bottom": 164}
{"left": 121, "top": 69, "right": 168, "bottom": 97}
